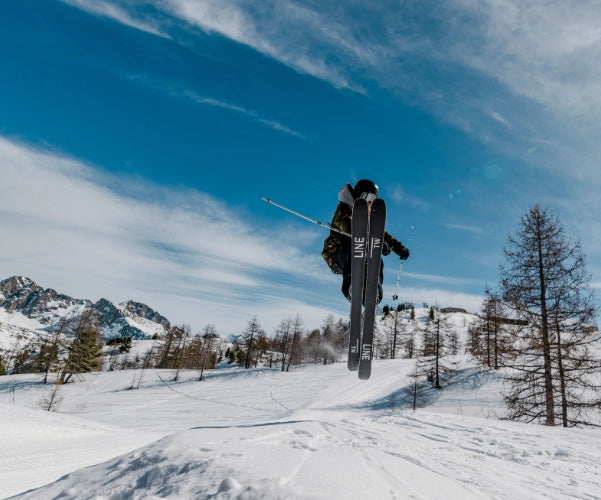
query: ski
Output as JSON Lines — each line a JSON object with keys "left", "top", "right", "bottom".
{"left": 358, "top": 198, "right": 386, "bottom": 380}
{"left": 348, "top": 198, "right": 368, "bottom": 371}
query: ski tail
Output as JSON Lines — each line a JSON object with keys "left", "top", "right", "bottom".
{"left": 348, "top": 198, "right": 368, "bottom": 371}
{"left": 358, "top": 198, "right": 386, "bottom": 380}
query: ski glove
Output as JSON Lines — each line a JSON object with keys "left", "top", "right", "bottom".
{"left": 393, "top": 244, "right": 410, "bottom": 260}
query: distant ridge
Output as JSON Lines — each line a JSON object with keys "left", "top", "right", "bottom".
{"left": 0, "top": 276, "right": 170, "bottom": 340}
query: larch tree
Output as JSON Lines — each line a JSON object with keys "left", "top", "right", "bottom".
{"left": 242, "top": 316, "right": 264, "bottom": 369}
{"left": 500, "top": 205, "right": 600, "bottom": 426}
{"left": 475, "top": 288, "right": 509, "bottom": 370}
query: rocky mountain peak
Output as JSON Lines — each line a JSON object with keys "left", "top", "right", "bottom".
{"left": 0, "top": 276, "right": 170, "bottom": 340}
{"left": 122, "top": 300, "right": 171, "bottom": 329}
{"left": 0, "top": 276, "right": 39, "bottom": 299}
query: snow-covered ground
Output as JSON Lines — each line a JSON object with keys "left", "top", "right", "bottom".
{"left": 2, "top": 356, "right": 601, "bottom": 499}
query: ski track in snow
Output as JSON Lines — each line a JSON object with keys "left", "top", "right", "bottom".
{"left": 1, "top": 359, "right": 601, "bottom": 499}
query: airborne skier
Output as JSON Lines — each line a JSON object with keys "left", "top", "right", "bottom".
{"left": 321, "top": 179, "right": 410, "bottom": 379}
{"left": 262, "top": 180, "right": 410, "bottom": 379}
{"left": 321, "top": 179, "right": 410, "bottom": 303}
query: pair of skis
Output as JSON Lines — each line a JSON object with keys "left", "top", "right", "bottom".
{"left": 348, "top": 198, "right": 386, "bottom": 380}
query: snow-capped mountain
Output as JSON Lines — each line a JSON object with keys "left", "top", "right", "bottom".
{"left": 0, "top": 276, "right": 170, "bottom": 343}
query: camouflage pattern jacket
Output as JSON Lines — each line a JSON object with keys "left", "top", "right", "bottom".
{"left": 321, "top": 183, "right": 407, "bottom": 274}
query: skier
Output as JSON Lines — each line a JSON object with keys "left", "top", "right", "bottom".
{"left": 321, "top": 179, "right": 410, "bottom": 303}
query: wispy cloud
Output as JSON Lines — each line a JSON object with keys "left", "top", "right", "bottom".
{"left": 450, "top": 0, "right": 601, "bottom": 117}
{"left": 62, "top": 1, "right": 601, "bottom": 181}
{"left": 60, "top": 0, "right": 169, "bottom": 38}
{"left": 386, "top": 184, "right": 430, "bottom": 211}
{"left": 0, "top": 137, "right": 337, "bottom": 333}
{"left": 183, "top": 92, "right": 305, "bottom": 139}
{"left": 446, "top": 223, "right": 485, "bottom": 235}
{"left": 164, "top": 0, "right": 367, "bottom": 92}
{"left": 120, "top": 74, "right": 305, "bottom": 139}
{"left": 402, "top": 271, "right": 486, "bottom": 288}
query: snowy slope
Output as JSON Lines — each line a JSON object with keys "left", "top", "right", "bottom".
{"left": 0, "top": 313, "right": 43, "bottom": 352}
{"left": 2, "top": 358, "right": 601, "bottom": 499}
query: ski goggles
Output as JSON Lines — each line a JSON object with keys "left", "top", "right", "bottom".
{"left": 359, "top": 192, "right": 378, "bottom": 203}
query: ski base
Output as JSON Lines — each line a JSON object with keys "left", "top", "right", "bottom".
{"left": 348, "top": 198, "right": 386, "bottom": 380}
{"left": 348, "top": 198, "right": 368, "bottom": 371}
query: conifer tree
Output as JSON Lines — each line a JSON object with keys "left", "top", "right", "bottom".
{"left": 57, "top": 312, "right": 103, "bottom": 384}
{"left": 501, "top": 205, "right": 600, "bottom": 426}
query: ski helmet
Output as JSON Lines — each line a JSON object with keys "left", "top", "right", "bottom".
{"left": 353, "top": 179, "right": 379, "bottom": 199}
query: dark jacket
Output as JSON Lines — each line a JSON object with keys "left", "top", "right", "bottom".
{"left": 321, "top": 183, "right": 409, "bottom": 274}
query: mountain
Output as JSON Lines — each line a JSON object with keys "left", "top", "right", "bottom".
{"left": 0, "top": 276, "right": 170, "bottom": 342}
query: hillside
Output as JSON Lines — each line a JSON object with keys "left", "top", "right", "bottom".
{"left": 1, "top": 302, "right": 600, "bottom": 498}
{"left": 2, "top": 354, "right": 601, "bottom": 498}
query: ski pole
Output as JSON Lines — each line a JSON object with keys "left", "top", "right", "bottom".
{"left": 261, "top": 197, "right": 350, "bottom": 237}
{"left": 392, "top": 261, "right": 403, "bottom": 301}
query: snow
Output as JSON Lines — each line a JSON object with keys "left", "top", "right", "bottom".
{"left": 2, "top": 358, "right": 601, "bottom": 499}
{"left": 0, "top": 309, "right": 44, "bottom": 333}
{"left": 122, "top": 311, "right": 165, "bottom": 338}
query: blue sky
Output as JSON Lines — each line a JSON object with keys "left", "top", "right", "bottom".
{"left": 2, "top": 0, "right": 601, "bottom": 334}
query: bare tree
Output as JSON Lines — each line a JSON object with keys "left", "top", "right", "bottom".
{"left": 242, "top": 316, "right": 264, "bottom": 369}
{"left": 501, "top": 205, "right": 600, "bottom": 426}
{"left": 378, "top": 309, "right": 406, "bottom": 359}
{"left": 303, "top": 329, "right": 323, "bottom": 364}
{"left": 405, "top": 358, "right": 428, "bottom": 410}
{"left": 38, "top": 319, "right": 68, "bottom": 383}
{"left": 320, "top": 314, "right": 344, "bottom": 364}
{"left": 40, "top": 384, "right": 63, "bottom": 412}
{"left": 286, "top": 315, "right": 305, "bottom": 371}
{"left": 197, "top": 324, "right": 219, "bottom": 381}
{"left": 155, "top": 324, "right": 190, "bottom": 373}
{"left": 274, "top": 317, "right": 294, "bottom": 371}
{"left": 474, "top": 289, "right": 509, "bottom": 369}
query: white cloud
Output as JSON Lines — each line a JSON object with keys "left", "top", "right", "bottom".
{"left": 453, "top": 0, "right": 601, "bottom": 117}
{"left": 0, "top": 137, "right": 337, "bottom": 333}
{"left": 60, "top": 0, "right": 169, "bottom": 38}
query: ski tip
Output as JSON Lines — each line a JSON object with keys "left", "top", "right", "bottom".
{"left": 358, "top": 372, "right": 371, "bottom": 380}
